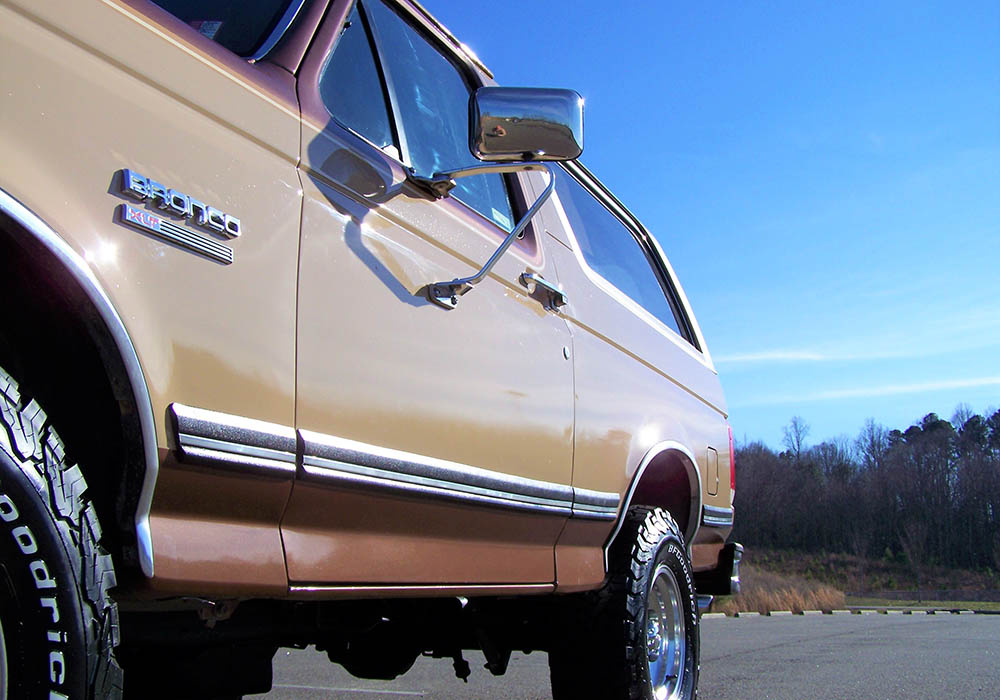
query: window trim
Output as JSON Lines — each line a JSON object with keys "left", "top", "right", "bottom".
{"left": 558, "top": 161, "right": 704, "bottom": 353}
{"left": 355, "top": 0, "right": 413, "bottom": 167}
{"left": 246, "top": 0, "right": 309, "bottom": 62}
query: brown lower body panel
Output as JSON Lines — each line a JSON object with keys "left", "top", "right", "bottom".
{"left": 554, "top": 518, "right": 614, "bottom": 592}
{"left": 281, "top": 481, "right": 567, "bottom": 585}
{"left": 691, "top": 530, "right": 727, "bottom": 572}
{"left": 139, "top": 451, "right": 292, "bottom": 598}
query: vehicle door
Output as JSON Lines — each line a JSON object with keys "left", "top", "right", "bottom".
{"left": 283, "top": 0, "right": 575, "bottom": 588}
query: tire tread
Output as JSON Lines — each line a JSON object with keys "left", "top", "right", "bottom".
{"left": 0, "top": 365, "right": 123, "bottom": 698}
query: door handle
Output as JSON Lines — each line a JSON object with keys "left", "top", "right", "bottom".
{"left": 520, "top": 272, "right": 568, "bottom": 308}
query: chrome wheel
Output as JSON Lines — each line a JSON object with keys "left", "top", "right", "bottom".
{"left": 646, "top": 562, "right": 686, "bottom": 700}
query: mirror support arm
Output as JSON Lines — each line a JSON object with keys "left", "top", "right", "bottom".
{"left": 419, "top": 164, "right": 556, "bottom": 310}
{"left": 408, "top": 162, "right": 550, "bottom": 199}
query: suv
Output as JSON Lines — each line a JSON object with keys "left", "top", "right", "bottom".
{"left": 0, "top": 1, "right": 740, "bottom": 698}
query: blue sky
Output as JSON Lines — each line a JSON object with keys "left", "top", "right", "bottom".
{"left": 426, "top": 0, "right": 1000, "bottom": 448}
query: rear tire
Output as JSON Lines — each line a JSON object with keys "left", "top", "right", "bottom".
{"left": 549, "top": 506, "right": 699, "bottom": 699}
{"left": 0, "top": 365, "right": 122, "bottom": 698}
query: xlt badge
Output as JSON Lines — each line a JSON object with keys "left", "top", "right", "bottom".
{"left": 119, "top": 203, "right": 234, "bottom": 265}
{"left": 119, "top": 169, "right": 241, "bottom": 238}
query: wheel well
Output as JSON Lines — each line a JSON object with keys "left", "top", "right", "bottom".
{"left": 0, "top": 219, "right": 145, "bottom": 572}
{"left": 623, "top": 448, "right": 699, "bottom": 545}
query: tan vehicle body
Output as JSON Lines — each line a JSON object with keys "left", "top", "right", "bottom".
{"left": 0, "top": 0, "right": 732, "bottom": 608}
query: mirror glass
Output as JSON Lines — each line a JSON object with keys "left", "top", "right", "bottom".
{"left": 471, "top": 87, "right": 584, "bottom": 162}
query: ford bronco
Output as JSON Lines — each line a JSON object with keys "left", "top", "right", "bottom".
{"left": 0, "top": 1, "right": 740, "bottom": 698}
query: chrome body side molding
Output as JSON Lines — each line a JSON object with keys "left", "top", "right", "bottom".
{"left": 289, "top": 583, "right": 554, "bottom": 598}
{"left": 300, "top": 429, "right": 576, "bottom": 516}
{"left": 701, "top": 504, "right": 735, "bottom": 528}
{"left": 0, "top": 188, "right": 159, "bottom": 577}
{"left": 571, "top": 487, "right": 620, "bottom": 521}
{"left": 169, "top": 404, "right": 296, "bottom": 478}
{"left": 166, "top": 408, "right": 621, "bottom": 520}
{"left": 603, "top": 440, "right": 704, "bottom": 569}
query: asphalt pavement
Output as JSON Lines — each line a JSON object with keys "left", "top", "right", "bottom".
{"left": 251, "top": 612, "right": 1000, "bottom": 699}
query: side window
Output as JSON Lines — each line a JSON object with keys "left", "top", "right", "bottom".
{"left": 556, "top": 171, "right": 688, "bottom": 340}
{"left": 149, "top": 0, "right": 298, "bottom": 57}
{"left": 319, "top": 5, "right": 396, "bottom": 155}
{"left": 318, "top": 0, "right": 516, "bottom": 233}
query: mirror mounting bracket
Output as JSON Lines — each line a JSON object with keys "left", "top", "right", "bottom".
{"left": 412, "top": 163, "right": 556, "bottom": 310}
{"left": 408, "top": 162, "right": 548, "bottom": 200}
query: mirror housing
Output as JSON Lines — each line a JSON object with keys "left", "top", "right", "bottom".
{"left": 470, "top": 87, "right": 584, "bottom": 162}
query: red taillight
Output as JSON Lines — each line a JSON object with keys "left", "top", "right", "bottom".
{"left": 728, "top": 424, "right": 736, "bottom": 493}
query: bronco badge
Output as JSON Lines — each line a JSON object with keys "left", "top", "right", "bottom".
{"left": 117, "top": 169, "right": 239, "bottom": 265}
{"left": 119, "top": 169, "right": 241, "bottom": 238}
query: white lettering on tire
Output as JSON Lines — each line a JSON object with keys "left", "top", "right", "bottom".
{"left": 0, "top": 489, "right": 69, "bottom": 698}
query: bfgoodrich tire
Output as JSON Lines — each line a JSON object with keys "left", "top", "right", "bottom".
{"left": 0, "top": 365, "right": 121, "bottom": 699}
{"left": 549, "top": 506, "right": 699, "bottom": 700}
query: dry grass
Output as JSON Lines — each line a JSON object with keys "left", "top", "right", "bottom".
{"left": 749, "top": 547, "right": 1000, "bottom": 593}
{"left": 712, "top": 564, "right": 846, "bottom": 615}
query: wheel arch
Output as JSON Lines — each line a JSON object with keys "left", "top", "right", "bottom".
{"left": 0, "top": 187, "right": 157, "bottom": 577}
{"left": 604, "top": 440, "right": 703, "bottom": 568}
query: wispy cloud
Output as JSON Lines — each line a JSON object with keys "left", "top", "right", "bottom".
{"left": 715, "top": 349, "right": 888, "bottom": 365}
{"left": 734, "top": 377, "right": 1000, "bottom": 408}
{"left": 716, "top": 337, "right": 1000, "bottom": 367}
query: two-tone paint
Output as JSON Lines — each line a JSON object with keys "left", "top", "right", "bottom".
{"left": 0, "top": 0, "right": 734, "bottom": 600}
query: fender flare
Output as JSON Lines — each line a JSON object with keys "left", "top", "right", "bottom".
{"left": 0, "top": 188, "right": 158, "bottom": 577}
{"left": 603, "top": 440, "right": 703, "bottom": 570}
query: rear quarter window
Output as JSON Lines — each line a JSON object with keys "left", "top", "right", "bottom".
{"left": 556, "top": 170, "right": 690, "bottom": 342}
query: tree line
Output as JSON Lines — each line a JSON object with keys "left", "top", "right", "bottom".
{"left": 731, "top": 407, "right": 1000, "bottom": 576}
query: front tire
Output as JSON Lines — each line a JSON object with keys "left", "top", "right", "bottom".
{"left": 0, "top": 365, "right": 122, "bottom": 699}
{"left": 550, "top": 506, "right": 699, "bottom": 700}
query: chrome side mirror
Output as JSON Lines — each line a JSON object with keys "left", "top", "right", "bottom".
{"left": 471, "top": 87, "right": 584, "bottom": 162}
{"left": 409, "top": 87, "right": 584, "bottom": 310}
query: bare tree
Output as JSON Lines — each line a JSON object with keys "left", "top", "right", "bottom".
{"left": 856, "top": 418, "right": 888, "bottom": 472}
{"left": 848, "top": 526, "right": 872, "bottom": 592}
{"left": 782, "top": 416, "right": 810, "bottom": 463}
{"left": 899, "top": 521, "right": 929, "bottom": 602}
{"left": 952, "top": 402, "right": 974, "bottom": 429}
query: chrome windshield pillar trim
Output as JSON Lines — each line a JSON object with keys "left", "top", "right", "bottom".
{"left": 169, "top": 404, "right": 297, "bottom": 478}
{"left": 300, "top": 428, "right": 574, "bottom": 515}
{"left": 701, "top": 504, "right": 735, "bottom": 528}
{"left": 0, "top": 188, "right": 159, "bottom": 577}
{"left": 245, "top": 0, "right": 308, "bottom": 63}
{"left": 603, "top": 441, "right": 704, "bottom": 571}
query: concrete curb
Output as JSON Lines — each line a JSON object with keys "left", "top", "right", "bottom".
{"left": 706, "top": 607, "right": 995, "bottom": 618}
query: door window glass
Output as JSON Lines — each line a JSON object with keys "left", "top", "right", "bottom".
{"left": 557, "top": 171, "right": 686, "bottom": 338}
{"left": 319, "top": 5, "right": 395, "bottom": 153}
{"left": 364, "top": 0, "right": 515, "bottom": 232}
